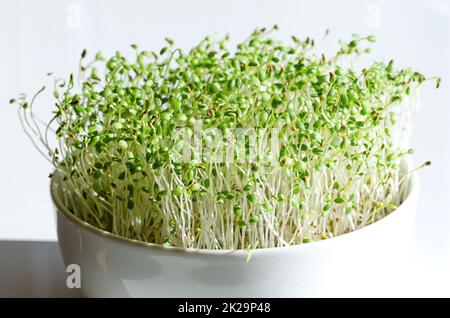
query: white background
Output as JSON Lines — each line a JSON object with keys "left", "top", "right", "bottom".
{"left": 0, "top": 0, "right": 449, "bottom": 296}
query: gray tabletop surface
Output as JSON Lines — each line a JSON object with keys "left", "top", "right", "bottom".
{"left": 0, "top": 241, "right": 82, "bottom": 297}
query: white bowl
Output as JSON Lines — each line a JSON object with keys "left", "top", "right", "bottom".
{"left": 52, "top": 164, "right": 418, "bottom": 297}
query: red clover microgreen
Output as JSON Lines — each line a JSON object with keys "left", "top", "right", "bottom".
{"left": 10, "top": 26, "right": 439, "bottom": 249}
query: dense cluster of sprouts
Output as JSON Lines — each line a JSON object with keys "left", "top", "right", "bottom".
{"left": 11, "top": 26, "right": 438, "bottom": 250}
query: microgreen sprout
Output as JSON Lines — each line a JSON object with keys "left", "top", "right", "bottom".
{"left": 10, "top": 26, "right": 439, "bottom": 250}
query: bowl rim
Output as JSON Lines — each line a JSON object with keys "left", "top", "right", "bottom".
{"left": 50, "top": 162, "right": 418, "bottom": 256}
